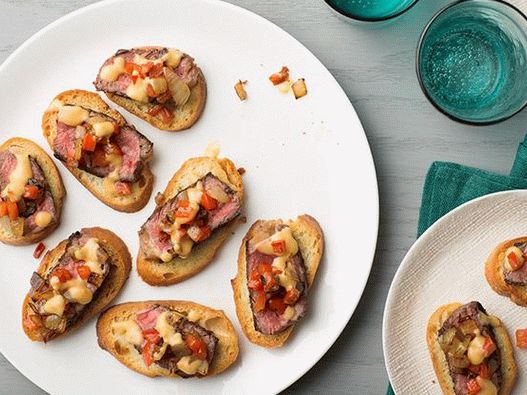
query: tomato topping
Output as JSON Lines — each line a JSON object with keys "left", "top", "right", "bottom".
{"left": 141, "top": 61, "right": 154, "bottom": 75}
{"left": 142, "top": 340, "right": 155, "bottom": 367}
{"left": 516, "top": 328, "right": 527, "bottom": 348}
{"left": 53, "top": 267, "right": 72, "bottom": 283}
{"left": 178, "top": 199, "right": 190, "bottom": 208}
{"left": 254, "top": 291, "right": 267, "bottom": 312}
{"left": 257, "top": 263, "right": 273, "bottom": 275}
{"left": 271, "top": 240, "right": 286, "bottom": 255}
{"left": 33, "top": 242, "right": 46, "bottom": 259}
{"left": 7, "top": 201, "right": 18, "bottom": 220}
{"left": 262, "top": 271, "right": 277, "bottom": 291}
{"left": 148, "top": 63, "right": 164, "bottom": 78}
{"left": 82, "top": 133, "right": 97, "bottom": 152}
{"left": 113, "top": 123, "right": 121, "bottom": 135}
{"left": 284, "top": 288, "right": 301, "bottom": 305}
{"left": 248, "top": 276, "right": 263, "bottom": 291}
{"left": 483, "top": 336, "right": 496, "bottom": 356}
{"left": 197, "top": 226, "right": 211, "bottom": 242}
{"left": 115, "top": 181, "right": 132, "bottom": 195}
{"left": 146, "top": 83, "right": 157, "bottom": 98}
{"left": 507, "top": 251, "right": 523, "bottom": 271}
{"left": 175, "top": 205, "right": 194, "bottom": 218}
{"left": 125, "top": 62, "right": 143, "bottom": 77}
{"left": 269, "top": 66, "right": 290, "bottom": 85}
{"left": 143, "top": 328, "right": 161, "bottom": 343}
{"left": 268, "top": 297, "right": 287, "bottom": 314}
{"left": 77, "top": 265, "right": 91, "bottom": 280}
{"left": 185, "top": 333, "right": 208, "bottom": 360}
{"left": 201, "top": 192, "right": 217, "bottom": 211}
{"left": 478, "top": 363, "right": 490, "bottom": 380}
{"left": 0, "top": 200, "right": 8, "bottom": 217}
{"left": 93, "top": 146, "right": 109, "bottom": 167}
{"left": 158, "top": 106, "right": 174, "bottom": 124}
{"left": 466, "top": 378, "right": 481, "bottom": 395}
{"left": 23, "top": 185, "right": 41, "bottom": 200}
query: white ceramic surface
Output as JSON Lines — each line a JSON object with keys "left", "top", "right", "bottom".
{"left": 0, "top": 0, "right": 378, "bottom": 394}
{"left": 383, "top": 190, "right": 527, "bottom": 394}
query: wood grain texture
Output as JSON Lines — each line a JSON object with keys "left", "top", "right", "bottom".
{"left": 2, "top": 0, "right": 527, "bottom": 394}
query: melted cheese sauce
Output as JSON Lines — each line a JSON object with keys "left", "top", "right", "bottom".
{"left": 467, "top": 331, "right": 487, "bottom": 365}
{"left": 92, "top": 121, "right": 115, "bottom": 138}
{"left": 57, "top": 105, "right": 89, "bottom": 127}
{"left": 74, "top": 238, "right": 104, "bottom": 275}
{"left": 100, "top": 56, "right": 125, "bottom": 82}
{"left": 126, "top": 78, "right": 150, "bottom": 103}
{"left": 255, "top": 227, "right": 298, "bottom": 256}
{"left": 43, "top": 294, "right": 66, "bottom": 316}
{"left": 155, "top": 311, "right": 184, "bottom": 347}
{"left": 35, "top": 211, "right": 52, "bottom": 228}
{"left": 112, "top": 320, "right": 144, "bottom": 346}
{"left": 176, "top": 356, "right": 209, "bottom": 375}
{"left": 2, "top": 153, "right": 32, "bottom": 202}
{"left": 476, "top": 377, "right": 498, "bottom": 395}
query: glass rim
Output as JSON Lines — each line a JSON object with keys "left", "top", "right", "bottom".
{"left": 415, "top": 0, "right": 527, "bottom": 126}
{"left": 323, "top": 0, "right": 420, "bottom": 23}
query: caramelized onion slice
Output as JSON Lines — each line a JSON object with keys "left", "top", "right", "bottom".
{"left": 164, "top": 67, "right": 191, "bottom": 107}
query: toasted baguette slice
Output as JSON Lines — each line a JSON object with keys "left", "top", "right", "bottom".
{"left": 42, "top": 89, "right": 153, "bottom": 213}
{"left": 96, "top": 300, "right": 239, "bottom": 377}
{"left": 485, "top": 237, "right": 527, "bottom": 306}
{"left": 137, "top": 154, "right": 244, "bottom": 286}
{"left": 0, "top": 137, "right": 65, "bottom": 245}
{"left": 232, "top": 215, "right": 324, "bottom": 348}
{"left": 426, "top": 302, "right": 517, "bottom": 395}
{"left": 98, "top": 46, "right": 206, "bottom": 131}
{"left": 22, "top": 227, "right": 131, "bottom": 342}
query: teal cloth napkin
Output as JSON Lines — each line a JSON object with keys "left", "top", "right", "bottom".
{"left": 386, "top": 135, "right": 527, "bottom": 395}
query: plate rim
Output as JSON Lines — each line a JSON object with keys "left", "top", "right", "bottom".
{"left": 0, "top": 0, "right": 380, "bottom": 393}
{"left": 382, "top": 189, "right": 525, "bottom": 393}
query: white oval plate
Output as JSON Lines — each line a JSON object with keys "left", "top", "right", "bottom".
{"left": 0, "top": 0, "right": 378, "bottom": 394}
{"left": 383, "top": 190, "right": 527, "bottom": 394}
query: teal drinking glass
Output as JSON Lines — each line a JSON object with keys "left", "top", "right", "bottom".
{"left": 324, "top": 0, "right": 420, "bottom": 23}
{"left": 417, "top": 0, "right": 527, "bottom": 125}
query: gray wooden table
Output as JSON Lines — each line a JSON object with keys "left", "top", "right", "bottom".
{"left": 3, "top": 0, "right": 527, "bottom": 394}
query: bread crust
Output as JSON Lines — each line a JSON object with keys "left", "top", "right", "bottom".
{"left": 137, "top": 155, "right": 243, "bottom": 286}
{"left": 426, "top": 302, "right": 517, "bottom": 395}
{"left": 0, "top": 137, "right": 65, "bottom": 245}
{"left": 22, "top": 227, "right": 132, "bottom": 342}
{"left": 42, "top": 89, "right": 153, "bottom": 213}
{"left": 96, "top": 300, "right": 239, "bottom": 377}
{"left": 231, "top": 215, "right": 324, "bottom": 348}
{"left": 102, "top": 46, "right": 207, "bottom": 132}
{"left": 485, "top": 237, "right": 527, "bottom": 306}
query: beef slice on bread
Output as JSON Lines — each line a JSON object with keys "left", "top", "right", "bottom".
{"left": 232, "top": 215, "right": 324, "bottom": 348}
{"left": 94, "top": 46, "right": 206, "bottom": 131}
{"left": 427, "top": 302, "right": 517, "bottom": 395}
{"left": 22, "top": 227, "right": 131, "bottom": 342}
{"left": 137, "top": 150, "right": 243, "bottom": 286}
{"left": 96, "top": 301, "right": 238, "bottom": 378}
{"left": 42, "top": 89, "right": 154, "bottom": 212}
{"left": 485, "top": 237, "right": 527, "bottom": 306}
{"left": 0, "top": 137, "right": 65, "bottom": 245}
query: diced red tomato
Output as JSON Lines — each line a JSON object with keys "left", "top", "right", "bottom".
{"left": 248, "top": 276, "right": 263, "bottom": 291}
{"left": 271, "top": 240, "right": 286, "bottom": 255}
{"left": 53, "top": 267, "right": 72, "bottom": 283}
{"left": 262, "top": 271, "right": 277, "bottom": 291}
{"left": 82, "top": 133, "right": 97, "bottom": 152}
{"left": 483, "top": 337, "right": 496, "bottom": 356}
{"left": 143, "top": 328, "right": 160, "bottom": 343}
{"left": 93, "top": 146, "right": 109, "bottom": 167}
{"left": 113, "top": 123, "right": 121, "bottom": 135}
{"left": 77, "top": 265, "right": 91, "bottom": 280}
{"left": 507, "top": 252, "right": 524, "bottom": 271}
{"left": 0, "top": 201, "right": 8, "bottom": 217}
{"left": 7, "top": 201, "right": 18, "bottom": 220}
{"left": 158, "top": 107, "right": 173, "bottom": 123}
{"left": 125, "top": 62, "right": 143, "bottom": 77}
{"left": 269, "top": 66, "right": 290, "bottom": 85}
{"left": 146, "top": 83, "right": 157, "bottom": 98}
{"left": 147, "top": 104, "right": 164, "bottom": 116}
{"left": 141, "top": 61, "right": 154, "bottom": 75}
{"left": 201, "top": 192, "right": 217, "bottom": 211}
{"left": 254, "top": 291, "right": 267, "bottom": 312}
{"left": 478, "top": 363, "right": 490, "bottom": 380}
{"left": 284, "top": 288, "right": 300, "bottom": 305}
{"left": 257, "top": 263, "right": 273, "bottom": 275}
{"left": 178, "top": 199, "right": 190, "bottom": 208}
{"left": 516, "top": 328, "right": 527, "bottom": 348}
{"left": 196, "top": 226, "right": 211, "bottom": 242}
{"left": 175, "top": 205, "right": 194, "bottom": 219}
{"left": 23, "top": 185, "right": 41, "bottom": 200}
{"left": 142, "top": 341, "right": 155, "bottom": 367}
{"left": 466, "top": 378, "right": 481, "bottom": 395}
{"left": 115, "top": 181, "right": 132, "bottom": 195}
{"left": 148, "top": 63, "right": 164, "bottom": 78}
{"left": 268, "top": 297, "right": 287, "bottom": 314}
{"left": 185, "top": 333, "right": 208, "bottom": 360}
{"left": 33, "top": 242, "right": 46, "bottom": 259}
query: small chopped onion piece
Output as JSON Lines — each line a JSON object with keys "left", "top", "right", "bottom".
{"left": 234, "top": 80, "right": 248, "bottom": 101}
{"left": 291, "top": 78, "right": 308, "bottom": 100}
{"left": 205, "top": 182, "right": 230, "bottom": 204}
{"left": 164, "top": 67, "right": 191, "bottom": 106}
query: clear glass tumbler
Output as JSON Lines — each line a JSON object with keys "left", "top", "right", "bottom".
{"left": 417, "top": 0, "right": 527, "bottom": 125}
{"left": 324, "top": 0, "right": 420, "bottom": 23}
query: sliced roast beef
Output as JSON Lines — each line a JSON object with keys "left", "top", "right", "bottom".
{"left": 438, "top": 302, "right": 502, "bottom": 393}
{"left": 24, "top": 191, "right": 56, "bottom": 234}
{"left": 0, "top": 151, "right": 17, "bottom": 190}
{"left": 139, "top": 174, "right": 240, "bottom": 260}
{"left": 247, "top": 248, "right": 308, "bottom": 335}
{"left": 504, "top": 242, "right": 527, "bottom": 285}
{"left": 114, "top": 126, "right": 153, "bottom": 182}
{"left": 53, "top": 121, "right": 79, "bottom": 163}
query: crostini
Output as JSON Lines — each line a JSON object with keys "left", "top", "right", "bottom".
{"left": 137, "top": 149, "right": 243, "bottom": 286}
{"left": 427, "top": 302, "right": 517, "bottom": 395}
{"left": 22, "top": 227, "right": 131, "bottom": 342}
{"left": 96, "top": 301, "right": 239, "bottom": 378}
{"left": 0, "top": 137, "right": 65, "bottom": 245}
{"left": 42, "top": 90, "right": 154, "bottom": 212}
{"left": 485, "top": 237, "right": 527, "bottom": 306}
{"left": 94, "top": 46, "right": 206, "bottom": 131}
{"left": 232, "top": 215, "right": 324, "bottom": 348}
